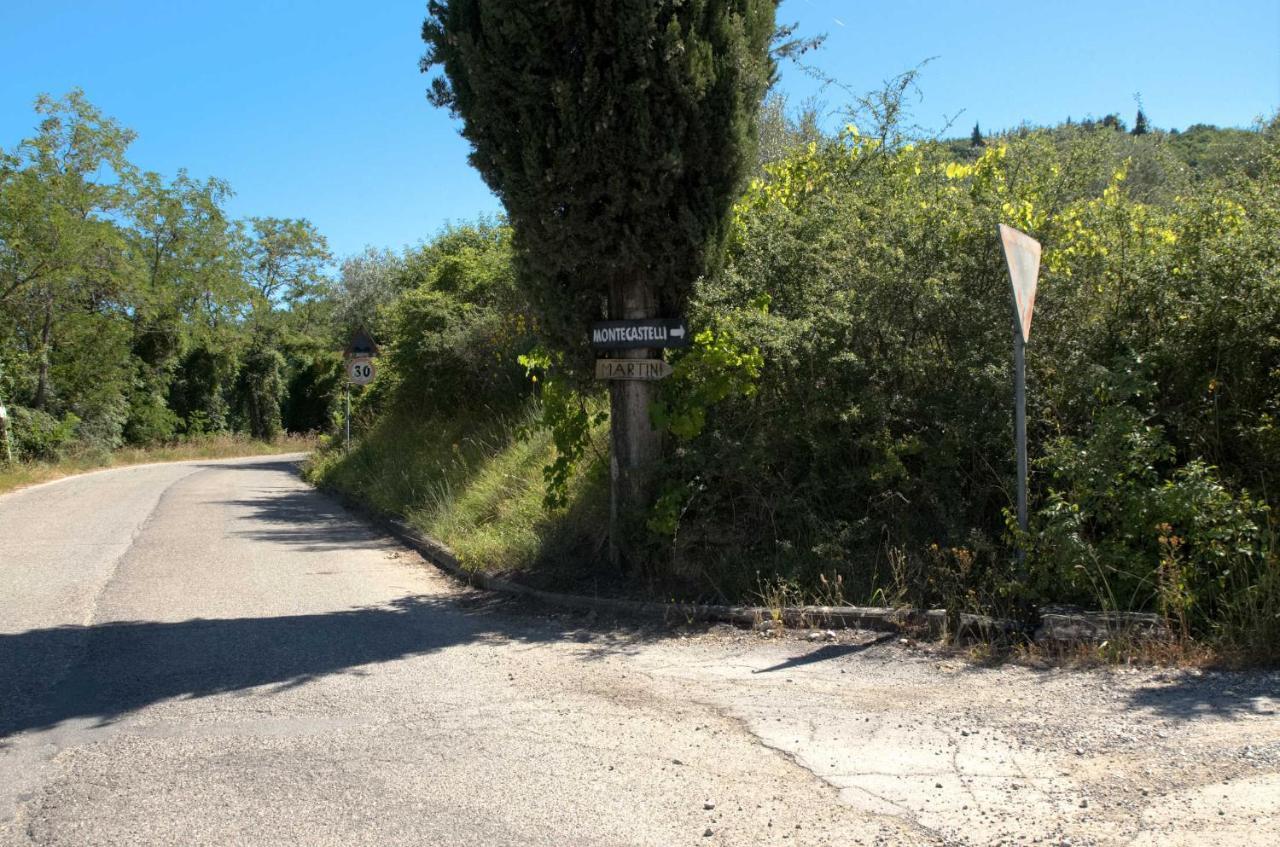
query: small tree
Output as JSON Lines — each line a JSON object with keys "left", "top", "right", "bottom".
{"left": 1132, "top": 108, "right": 1150, "bottom": 136}
{"left": 422, "top": 1, "right": 776, "bottom": 569}
{"left": 970, "top": 122, "right": 984, "bottom": 147}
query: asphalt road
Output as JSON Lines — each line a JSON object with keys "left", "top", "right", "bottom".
{"left": 0, "top": 455, "right": 1277, "bottom": 846}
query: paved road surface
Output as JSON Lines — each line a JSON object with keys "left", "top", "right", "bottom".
{"left": 1, "top": 456, "right": 1276, "bottom": 846}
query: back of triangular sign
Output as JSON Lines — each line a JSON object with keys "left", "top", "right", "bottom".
{"left": 998, "top": 224, "right": 1042, "bottom": 343}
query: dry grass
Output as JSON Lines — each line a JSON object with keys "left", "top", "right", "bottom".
{"left": 0, "top": 433, "right": 316, "bottom": 496}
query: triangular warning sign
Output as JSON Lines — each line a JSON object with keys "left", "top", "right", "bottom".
{"left": 344, "top": 327, "right": 379, "bottom": 358}
{"left": 998, "top": 224, "right": 1042, "bottom": 343}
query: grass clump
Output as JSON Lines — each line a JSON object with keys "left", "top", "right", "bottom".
{"left": 306, "top": 400, "right": 610, "bottom": 584}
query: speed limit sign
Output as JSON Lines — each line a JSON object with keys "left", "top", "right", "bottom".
{"left": 347, "top": 357, "right": 376, "bottom": 385}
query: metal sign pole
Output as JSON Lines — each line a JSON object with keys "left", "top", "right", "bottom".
{"left": 1013, "top": 323, "right": 1028, "bottom": 565}
{"left": 345, "top": 383, "right": 351, "bottom": 453}
{"left": 997, "top": 223, "right": 1041, "bottom": 576}
{"left": 0, "top": 403, "right": 11, "bottom": 466}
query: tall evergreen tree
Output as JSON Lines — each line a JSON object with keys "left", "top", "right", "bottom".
{"left": 421, "top": 1, "right": 777, "bottom": 570}
{"left": 970, "top": 122, "right": 984, "bottom": 147}
{"left": 1132, "top": 108, "right": 1150, "bottom": 136}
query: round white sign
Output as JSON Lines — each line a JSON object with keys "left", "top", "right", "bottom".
{"left": 347, "top": 357, "right": 376, "bottom": 386}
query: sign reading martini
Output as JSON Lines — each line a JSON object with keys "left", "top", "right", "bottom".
{"left": 594, "top": 359, "right": 673, "bottom": 381}
{"left": 590, "top": 319, "right": 689, "bottom": 350}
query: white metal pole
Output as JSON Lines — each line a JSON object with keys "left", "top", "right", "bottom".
{"left": 345, "top": 383, "right": 351, "bottom": 452}
{"left": 1013, "top": 324, "right": 1028, "bottom": 565}
{"left": 0, "top": 403, "right": 11, "bottom": 465}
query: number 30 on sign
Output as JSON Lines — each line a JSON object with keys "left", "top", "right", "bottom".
{"left": 347, "top": 357, "right": 376, "bottom": 385}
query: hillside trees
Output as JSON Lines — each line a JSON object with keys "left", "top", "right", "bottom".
{"left": 0, "top": 91, "right": 342, "bottom": 458}
{"left": 421, "top": 0, "right": 777, "bottom": 569}
{"left": 0, "top": 92, "right": 141, "bottom": 449}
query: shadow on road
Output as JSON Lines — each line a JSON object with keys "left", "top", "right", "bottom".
{"left": 219, "top": 487, "right": 390, "bottom": 552}
{"left": 1125, "top": 672, "right": 1280, "bottom": 721}
{"left": 0, "top": 594, "right": 682, "bottom": 740}
{"left": 753, "top": 634, "right": 895, "bottom": 674}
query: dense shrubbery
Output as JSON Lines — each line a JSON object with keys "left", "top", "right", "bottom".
{"left": 652, "top": 118, "right": 1278, "bottom": 650}
{"left": 317, "top": 113, "right": 1278, "bottom": 656}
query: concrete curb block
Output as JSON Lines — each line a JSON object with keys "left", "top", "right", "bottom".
{"left": 325, "top": 484, "right": 1158, "bottom": 646}
{"left": 327, "top": 487, "right": 935, "bottom": 635}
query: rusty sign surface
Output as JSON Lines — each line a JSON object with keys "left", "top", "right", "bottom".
{"left": 998, "top": 224, "right": 1042, "bottom": 343}
{"left": 594, "top": 358, "right": 674, "bottom": 381}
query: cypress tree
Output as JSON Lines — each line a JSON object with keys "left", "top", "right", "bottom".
{"left": 970, "top": 122, "right": 984, "bottom": 147}
{"left": 1132, "top": 108, "right": 1150, "bottom": 136}
{"left": 422, "top": 1, "right": 776, "bottom": 569}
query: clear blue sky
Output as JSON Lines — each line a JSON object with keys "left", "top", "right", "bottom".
{"left": 2, "top": 1, "right": 1276, "bottom": 261}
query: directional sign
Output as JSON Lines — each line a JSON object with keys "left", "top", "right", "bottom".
{"left": 590, "top": 319, "right": 689, "bottom": 350}
{"left": 998, "top": 224, "right": 1042, "bottom": 343}
{"left": 347, "top": 357, "right": 376, "bottom": 386}
{"left": 344, "top": 327, "right": 380, "bottom": 359}
{"left": 594, "top": 358, "right": 674, "bottom": 381}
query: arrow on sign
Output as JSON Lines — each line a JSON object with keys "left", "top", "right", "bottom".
{"left": 590, "top": 319, "right": 690, "bottom": 350}
{"left": 998, "top": 224, "right": 1042, "bottom": 343}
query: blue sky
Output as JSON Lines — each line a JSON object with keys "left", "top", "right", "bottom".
{"left": 2, "top": 1, "right": 1276, "bottom": 261}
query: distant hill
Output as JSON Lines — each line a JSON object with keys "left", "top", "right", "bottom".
{"left": 943, "top": 117, "right": 1265, "bottom": 182}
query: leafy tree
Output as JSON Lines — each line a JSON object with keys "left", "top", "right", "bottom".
{"left": 234, "top": 336, "right": 286, "bottom": 441}
{"left": 422, "top": 0, "right": 777, "bottom": 569}
{"left": 0, "top": 91, "right": 137, "bottom": 418}
{"left": 757, "top": 92, "right": 823, "bottom": 166}
{"left": 242, "top": 217, "right": 331, "bottom": 311}
{"left": 335, "top": 246, "right": 402, "bottom": 335}
{"left": 1100, "top": 113, "right": 1127, "bottom": 132}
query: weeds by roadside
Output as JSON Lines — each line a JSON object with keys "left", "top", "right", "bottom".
{"left": 0, "top": 433, "right": 315, "bottom": 496}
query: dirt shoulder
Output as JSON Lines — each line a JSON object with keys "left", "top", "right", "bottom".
{"left": 530, "top": 607, "right": 1280, "bottom": 847}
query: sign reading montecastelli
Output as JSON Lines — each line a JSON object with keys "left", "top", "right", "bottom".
{"left": 589, "top": 319, "right": 690, "bottom": 350}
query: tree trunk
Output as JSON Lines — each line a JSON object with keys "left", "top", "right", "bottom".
{"left": 33, "top": 293, "right": 54, "bottom": 411}
{"left": 607, "top": 275, "right": 664, "bottom": 572}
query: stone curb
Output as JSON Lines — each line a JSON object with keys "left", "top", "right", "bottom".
{"left": 325, "top": 486, "right": 936, "bottom": 635}
{"left": 323, "top": 483, "right": 1163, "bottom": 645}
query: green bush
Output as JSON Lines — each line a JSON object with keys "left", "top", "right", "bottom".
{"left": 650, "top": 119, "right": 1279, "bottom": 636}
{"left": 9, "top": 406, "right": 80, "bottom": 461}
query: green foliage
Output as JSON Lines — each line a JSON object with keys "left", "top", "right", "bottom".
{"left": 169, "top": 345, "right": 235, "bottom": 435}
{"left": 374, "top": 221, "right": 531, "bottom": 419}
{"left": 282, "top": 353, "right": 342, "bottom": 434}
{"left": 652, "top": 321, "right": 764, "bottom": 440}
{"left": 234, "top": 339, "right": 285, "bottom": 442}
{"left": 422, "top": 0, "right": 777, "bottom": 372}
{"left": 8, "top": 405, "right": 79, "bottom": 461}
{"left": 0, "top": 90, "right": 342, "bottom": 460}
{"left": 649, "top": 112, "right": 1279, "bottom": 635}
{"left": 535, "top": 370, "right": 607, "bottom": 510}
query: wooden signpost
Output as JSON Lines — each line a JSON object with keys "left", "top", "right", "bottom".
{"left": 998, "top": 223, "right": 1042, "bottom": 565}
